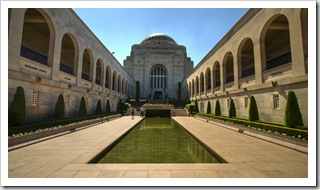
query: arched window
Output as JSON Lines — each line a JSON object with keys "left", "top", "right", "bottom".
{"left": 95, "top": 59, "right": 103, "bottom": 85}
{"left": 150, "top": 66, "right": 167, "bottom": 89}
{"left": 82, "top": 49, "right": 93, "bottom": 81}
{"left": 205, "top": 68, "right": 211, "bottom": 91}
{"left": 105, "top": 65, "right": 111, "bottom": 88}
{"left": 60, "top": 33, "right": 77, "bottom": 76}
{"left": 262, "top": 15, "right": 291, "bottom": 71}
{"left": 112, "top": 70, "right": 117, "bottom": 91}
{"left": 238, "top": 38, "right": 255, "bottom": 78}
{"left": 200, "top": 72, "right": 204, "bottom": 93}
{"left": 224, "top": 52, "right": 234, "bottom": 84}
{"left": 213, "top": 61, "right": 221, "bottom": 88}
{"left": 21, "top": 9, "right": 53, "bottom": 66}
{"left": 195, "top": 76, "right": 199, "bottom": 94}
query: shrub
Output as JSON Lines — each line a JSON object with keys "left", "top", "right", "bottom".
{"left": 228, "top": 98, "right": 236, "bottom": 118}
{"left": 206, "top": 101, "right": 211, "bottom": 114}
{"left": 196, "top": 113, "right": 308, "bottom": 139}
{"left": 186, "top": 104, "right": 195, "bottom": 114}
{"left": 117, "top": 99, "right": 127, "bottom": 114}
{"left": 9, "top": 86, "right": 26, "bottom": 126}
{"left": 53, "top": 94, "right": 65, "bottom": 119}
{"left": 194, "top": 101, "right": 199, "bottom": 113}
{"left": 285, "top": 91, "right": 304, "bottom": 128}
{"left": 248, "top": 95, "right": 259, "bottom": 121}
{"left": 215, "top": 100, "right": 221, "bottom": 116}
{"left": 79, "top": 97, "right": 87, "bottom": 117}
{"left": 177, "top": 81, "right": 181, "bottom": 101}
{"left": 96, "top": 99, "right": 102, "bottom": 114}
{"left": 135, "top": 80, "right": 140, "bottom": 101}
{"left": 8, "top": 112, "right": 120, "bottom": 136}
{"left": 105, "top": 99, "right": 111, "bottom": 114}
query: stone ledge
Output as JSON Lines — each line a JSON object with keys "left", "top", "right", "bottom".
{"left": 8, "top": 114, "right": 121, "bottom": 149}
{"left": 194, "top": 115, "right": 307, "bottom": 153}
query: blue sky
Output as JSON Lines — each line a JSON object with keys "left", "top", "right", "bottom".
{"left": 73, "top": 8, "right": 249, "bottom": 67}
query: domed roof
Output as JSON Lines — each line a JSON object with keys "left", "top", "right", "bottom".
{"left": 141, "top": 33, "right": 176, "bottom": 44}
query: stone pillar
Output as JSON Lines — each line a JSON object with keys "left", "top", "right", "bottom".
{"left": 92, "top": 59, "right": 97, "bottom": 89}
{"left": 289, "top": 14, "right": 306, "bottom": 76}
{"left": 8, "top": 9, "right": 25, "bottom": 71}
{"left": 233, "top": 53, "right": 240, "bottom": 89}
{"left": 253, "top": 39, "right": 264, "bottom": 84}
{"left": 51, "top": 33, "right": 62, "bottom": 82}
{"left": 220, "top": 62, "right": 225, "bottom": 92}
{"left": 76, "top": 48, "right": 84, "bottom": 86}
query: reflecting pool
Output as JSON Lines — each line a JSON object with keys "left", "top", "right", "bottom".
{"left": 92, "top": 118, "right": 223, "bottom": 163}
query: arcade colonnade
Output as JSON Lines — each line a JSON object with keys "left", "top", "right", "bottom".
{"left": 184, "top": 8, "right": 308, "bottom": 125}
{"left": 8, "top": 8, "right": 135, "bottom": 122}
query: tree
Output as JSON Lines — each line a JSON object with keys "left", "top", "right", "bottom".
{"left": 96, "top": 99, "right": 102, "bottom": 114}
{"left": 53, "top": 94, "right": 65, "bottom": 119}
{"left": 194, "top": 101, "right": 199, "bottom": 113}
{"left": 248, "top": 95, "right": 259, "bottom": 121}
{"left": 135, "top": 80, "right": 140, "bottom": 102}
{"left": 9, "top": 86, "right": 26, "bottom": 126}
{"left": 206, "top": 101, "right": 211, "bottom": 114}
{"left": 105, "top": 99, "right": 111, "bottom": 114}
{"left": 285, "top": 91, "right": 304, "bottom": 128}
{"left": 215, "top": 100, "right": 221, "bottom": 116}
{"left": 79, "top": 97, "right": 87, "bottom": 117}
{"left": 177, "top": 81, "right": 182, "bottom": 101}
{"left": 228, "top": 98, "right": 236, "bottom": 118}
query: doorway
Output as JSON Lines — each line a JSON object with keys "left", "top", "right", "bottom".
{"left": 154, "top": 91, "right": 162, "bottom": 99}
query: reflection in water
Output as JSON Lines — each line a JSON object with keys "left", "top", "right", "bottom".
{"left": 96, "top": 118, "right": 221, "bottom": 163}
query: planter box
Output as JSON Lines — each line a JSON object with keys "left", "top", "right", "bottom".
{"left": 195, "top": 115, "right": 307, "bottom": 150}
{"left": 9, "top": 114, "right": 120, "bottom": 147}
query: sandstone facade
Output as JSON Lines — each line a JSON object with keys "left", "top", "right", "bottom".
{"left": 124, "top": 33, "right": 193, "bottom": 100}
{"left": 184, "top": 8, "right": 308, "bottom": 125}
{"left": 8, "top": 8, "right": 135, "bottom": 122}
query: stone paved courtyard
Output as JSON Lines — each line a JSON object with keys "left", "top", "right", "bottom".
{"left": 7, "top": 116, "right": 308, "bottom": 180}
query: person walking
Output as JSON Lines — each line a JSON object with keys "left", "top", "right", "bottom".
{"left": 140, "top": 106, "right": 145, "bottom": 118}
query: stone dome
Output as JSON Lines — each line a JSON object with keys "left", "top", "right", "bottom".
{"left": 141, "top": 33, "right": 177, "bottom": 44}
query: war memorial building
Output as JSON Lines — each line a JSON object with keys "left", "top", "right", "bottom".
{"left": 8, "top": 8, "right": 308, "bottom": 125}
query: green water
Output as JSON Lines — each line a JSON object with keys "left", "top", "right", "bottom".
{"left": 95, "top": 118, "right": 222, "bottom": 163}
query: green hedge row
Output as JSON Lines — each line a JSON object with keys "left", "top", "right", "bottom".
{"left": 196, "top": 113, "right": 308, "bottom": 139}
{"left": 8, "top": 112, "right": 119, "bottom": 136}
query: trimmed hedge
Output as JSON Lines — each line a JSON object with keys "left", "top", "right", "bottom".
{"left": 79, "top": 97, "right": 87, "bottom": 116}
{"left": 186, "top": 103, "right": 195, "bottom": 114}
{"left": 9, "top": 86, "right": 26, "bottom": 126}
{"left": 206, "top": 101, "right": 211, "bottom": 114}
{"left": 194, "top": 101, "right": 199, "bottom": 113}
{"left": 228, "top": 98, "right": 236, "bottom": 118}
{"left": 53, "top": 94, "right": 65, "bottom": 119}
{"left": 248, "top": 95, "right": 259, "bottom": 121}
{"left": 215, "top": 100, "right": 221, "bottom": 116}
{"left": 96, "top": 99, "right": 102, "bottom": 114}
{"left": 106, "top": 99, "right": 111, "bottom": 114}
{"left": 285, "top": 91, "right": 304, "bottom": 128}
{"left": 196, "top": 113, "right": 308, "bottom": 140}
{"left": 8, "top": 113, "right": 120, "bottom": 136}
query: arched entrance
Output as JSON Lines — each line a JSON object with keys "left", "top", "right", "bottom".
{"left": 150, "top": 65, "right": 167, "bottom": 101}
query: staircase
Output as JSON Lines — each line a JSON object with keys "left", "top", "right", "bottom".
{"left": 171, "top": 109, "right": 188, "bottom": 116}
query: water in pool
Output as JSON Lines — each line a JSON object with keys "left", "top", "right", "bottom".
{"left": 94, "top": 118, "right": 222, "bottom": 163}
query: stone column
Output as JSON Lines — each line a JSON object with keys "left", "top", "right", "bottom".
{"left": 233, "top": 53, "right": 240, "bottom": 89}
{"left": 76, "top": 48, "right": 84, "bottom": 86}
{"left": 289, "top": 14, "right": 306, "bottom": 76}
{"left": 51, "top": 33, "right": 62, "bottom": 82}
{"left": 253, "top": 39, "right": 264, "bottom": 84}
{"left": 8, "top": 9, "right": 25, "bottom": 71}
